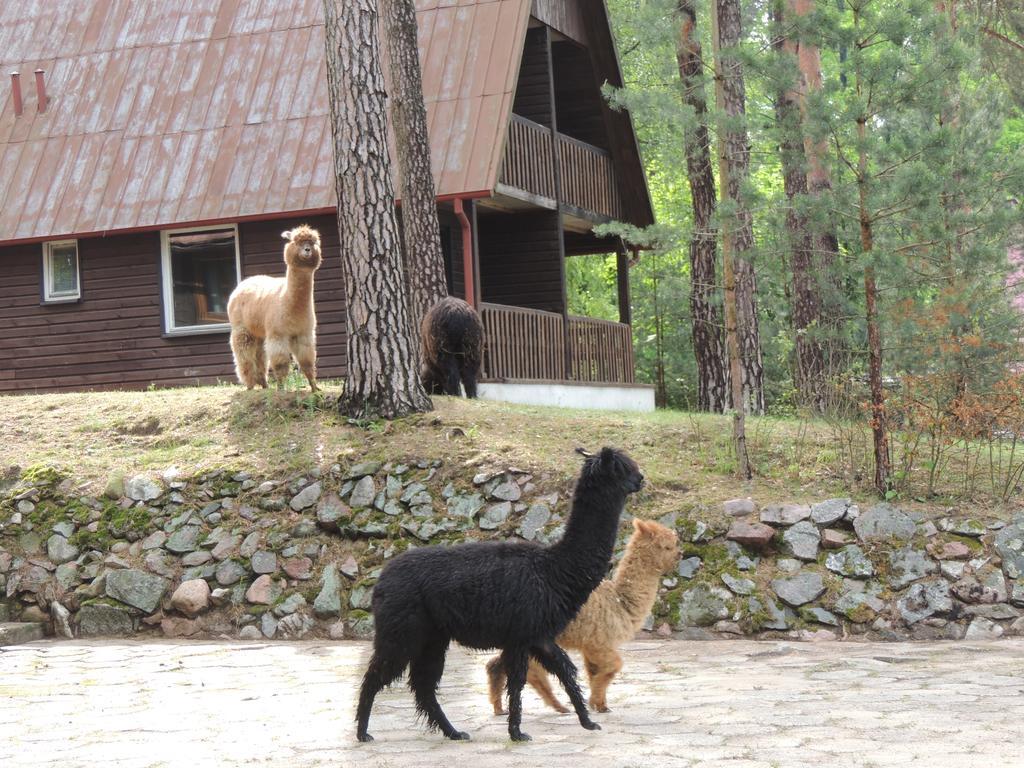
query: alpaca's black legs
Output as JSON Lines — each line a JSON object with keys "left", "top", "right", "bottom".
{"left": 409, "top": 639, "right": 469, "bottom": 741}
{"left": 356, "top": 650, "right": 408, "bottom": 743}
{"left": 531, "top": 643, "right": 601, "bottom": 731}
{"left": 502, "top": 647, "right": 532, "bottom": 742}
{"left": 459, "top": 363, "right": 478, "bottom": 399}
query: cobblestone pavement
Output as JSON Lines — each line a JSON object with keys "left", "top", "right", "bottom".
{"left": 1, "top": 638, "right": 1023, "bottom": 768}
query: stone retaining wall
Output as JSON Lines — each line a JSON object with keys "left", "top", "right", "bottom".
{"left": 1, "top": 461, "right": 1022, "bottom": 642}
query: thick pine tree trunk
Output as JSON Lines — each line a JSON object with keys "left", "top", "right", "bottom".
{"left": 773, "top": 0, "right": 827, "bottom": 412}
{"left": 793, "top": 0, "right": 846, "bottom": 388}
{"left": 382, "top": 0, "right": 449, "bottom": 332}
{"left": 711, "top": 0, "right": 752, "bottom": 479}
{"left": 323, "top": 0, "right": 432, "bottom": 419}
{"left": 716, "top": 0, "right": 765, "bottom": 415}
{"left": 677, "top": 1, "right": 728, "bottom": 413}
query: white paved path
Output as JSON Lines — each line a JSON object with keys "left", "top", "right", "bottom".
{"left": 1, "top": 639, "right": 1023, "bottom": 768}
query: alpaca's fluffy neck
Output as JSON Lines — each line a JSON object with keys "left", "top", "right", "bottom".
{"left": 283, "top": 266, "right": 315, "bottom": 314}
{"left": 610, "top": 545, "right": 663, "bottom": 629}
{"left": 547, "top": 481, "right": 627, "bottom": 605}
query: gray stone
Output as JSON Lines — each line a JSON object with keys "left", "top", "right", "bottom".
{"left": 448, "top": 493, "right": 485, "bottom": 520}
{"left": 479, "top": 502, "right": 511, "bottom": 530}
{"left": 825, "top": 545, "right": 875, "bottom": 579}
{"left": 245, "top": 575, "right": 282, "bottom": 605}
{"left": 141, "top": 531, "right": 167, "bottom": 550}
{"left": 938, "top": 517, "right": 988, "bottom": 538}
{"left": 165, "top": 526, "right": 202, "bottom": 554}
{"left": 897, "top": 580, "right": 953, "bottom": 625}
{"left": 144, "top": 551, "right": 176, "bottom": 579}
{"left": 77, "top": 604, "right": 134, "bottom": 636}
{"left": 676, "top": 584, "right": 731, "bottom": 627}
{"left": 760, "top": 504, "right": 811, "bottom": 527}
{"left": 810, "top": 498, "right": 851, "bottom": 526}
{"left": 802, "top": 606, "right": 839, "bottom": 626}
{"left": 181, "top": 550, "right": 212, "bottom": 567}
{"left": 251, "top": 551, "right": 277, "bottom": 575}
{"left": 965, "top": 616, "right": 1004, "bottom": 640}
{"left": 963, "top": 603, "right": 1021, "bottom": 620}
{"left": 981, "top": 569, "right": 1008, "bottom": 602}
{"left": 349, "top": 476, "right": 376, "bottom": 509}
{"left": 211, "top": 535, "right": 242, "bottom": 561}
{"left": 46, "top": 534, "right": 79, "bottom": 565}
{"left": 261, "top": 612, "right": 278, "bottom": 639}
{"left": 721, "top": 573, "right": 755, "bottom": 596}
{"left": 776, "top": 558, "right": 802, "bottom": 574}
{"left": 105, "top": 569, "right": 169, "bottom": 613}
{"left": 723, "top": 498, "right": 756, "bottom": 517}
{"left": 239, "top": 532, "right": 261, "bottom": 559}
{"left": 0, "top": 622, "right": 45, "bottom": 645}
{"left": 316, "top": 494, "right": 350, "bottom": 531}
{"left": 677, "top": 557, "right": 701, "bottom": 579}
{"left": 889, "top": 547, "right": 937, "bottom": 589}
{"left": 748, "top": 596, "right": 791, "bottom": 630}
{"left": 314, "top": 564, "right": 342, "bottom": 618}
{"left": 52, "top": 520, "right": 75, "bottom": 538}
{"left": 490, "top": 480, "right": 522, "bottom": 503}
{"left": 350, "top": 583, "right": 374, "bottom": 611}
{"left": 238, "top": 625, "right": 262, "bottom": 641}
{"left": 278, "top": 612, "right": 314, "bottom": 639}
{"left": 994, "top": 523, "right": 1024, "bottom": 579}
{"left": 854, "top": 503, "right": 916, "bottom": 542}
{"left": 289, "top": 482, "right": 322, "bottom": 511}
{"left": 344, "top": 461, "right": 381, "bottom": 480}
{"left": 517, "top": 503, "right": 551, "bottom": 541}
{"left": 339, "top": 555, "right": 359, "bottom": 580}
{"left": 771, "top": 571, "right": 825, "bottom": 607}
{"left": 215, "top": 560, "right": 247, "bottom": 586}
{"left": 125, "top": 475, "right": 163, "bottom": 502}
{"left": 273, "top": 593, "right": 307, "bottom": 618}
{"left": 833, "top": 591, "right": 885, "bottom": 622}
{"left": 940, "top": 560, "right": 967, "bottom": 580}
{"left": 782, "top": 521, "right": 820, "bottom": 562}
{"left": 51, "top": 601, "right": 74, "bottom": 638}
{"left": 1011, "top": 582, "right": 1024, "bottom": 608}
{"left": 16, "top": 499, "right": 35, "bottom": 515}
{"left": 55, "top": 562, "right": 80, "bottom": 590}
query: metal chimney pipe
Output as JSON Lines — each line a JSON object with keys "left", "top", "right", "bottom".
{"left": 34, "top": 68, "right": 46, "bottom": 113}
{"left": 10, "top": 72, "right": 22, "bottom": 116}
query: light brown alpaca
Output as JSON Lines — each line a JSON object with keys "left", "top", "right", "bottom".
{"left": 486, "top": 518, "right": 679, "bottom": 715}
{"left": 227, "top": 225, "right": 323, "bottom": 391}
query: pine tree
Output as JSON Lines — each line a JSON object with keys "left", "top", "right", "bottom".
{"left": 382, "top": 0, "right": 450, "bottom": 332}
{"left": 322, "top": 0, "right": 432, "bottom": 419}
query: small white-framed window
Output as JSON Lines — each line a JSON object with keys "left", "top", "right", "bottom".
{"left": 42, "top": 240, "right": 81, "bottom": 303}
{"left": 160, "top": 224, "right": 241, "bottom": 335}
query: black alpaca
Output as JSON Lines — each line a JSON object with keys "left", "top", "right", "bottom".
{"left": 420, "top": 296, "right": 483, "bottom": 398}
{"left": 355, "top": 447, "right": 644, "bottom": 743}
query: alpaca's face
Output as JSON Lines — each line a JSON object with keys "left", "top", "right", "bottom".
{"left": 632, "top": 520, "right": 680, "bottom": 572}
{"left": 581, "top": 447, "right": 645, "bottom": 494}
{"left": 282, "top": 226, "right": 323, "bottom": 271}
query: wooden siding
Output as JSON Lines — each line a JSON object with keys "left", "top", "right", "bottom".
{"left": 478, "top": 209, "right": 564, "bottom": 313}
{"left": 511, "top": 26, "right": 551, "bottom": 127}
{"left": 531, "top": 0, "right": 588, "bottom": 44}
{"left": 0, "top": 213, "right": 346, "bottom": 393}
{"left": 552, "top": 40, "right": 608, "bottom": 150}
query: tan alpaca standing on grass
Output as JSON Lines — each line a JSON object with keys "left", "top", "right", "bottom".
{"left": 486, "top": 519, "right": 679, "bottom": 714}
{"left": 227, "top": 225, "right": 323, "bottom": 391}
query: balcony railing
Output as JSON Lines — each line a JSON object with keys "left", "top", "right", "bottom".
{"left": 499, "top": 114, "right": 623, "bottom": 221}
{"left": 480, "top": 302, "right": 635, "bottom": 384}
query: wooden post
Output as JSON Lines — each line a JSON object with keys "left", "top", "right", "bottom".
{"left": 453, "top": 197, "right": 475, "bottom": 307}
{"left": 616, "top": 245, "right": 632, "bottom": 326}
{"left": 544, "top": 26, "right": 570, "bottom": 380}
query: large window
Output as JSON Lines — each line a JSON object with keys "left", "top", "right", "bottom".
{"left": 161, "top": 225, "right": 241, "bottom": 334}
{"left": 42, "top": 240, "right": 80, "bottom": 303}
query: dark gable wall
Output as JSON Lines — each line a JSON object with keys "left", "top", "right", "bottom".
{"left": 0, "top": 214, "right": 347, "bottom": 393}
{"left": 478, "top": 209, "right": 563, "bottom": 314}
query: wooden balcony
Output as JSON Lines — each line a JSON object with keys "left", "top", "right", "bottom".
{"left": 498, "top": 114, "right": 623, "bottom": 221}
{"left": 480, "top": 302, "right": 635, "bottom": 384}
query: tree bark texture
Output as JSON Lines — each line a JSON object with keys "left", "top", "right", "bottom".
{"left": 715, "top": 0, "right": 764, "bottom": 416}
{"left": 773, "top": 0, "right": 828, "bottom": 412}
{"left": 322, "top": 0, "right": 432, "bottom": 419}
{"left": 677, "top": 0, "right": 728, "bottom": 413}
{"left": 382, "top": 0, "right": 450, "bottom": 332}
{"left": 711, "top": 0, "right": 752, "bottom": 479}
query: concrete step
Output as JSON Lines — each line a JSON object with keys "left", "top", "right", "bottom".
{"left": 0, "top": 622, "right": 46, "bottom": 646}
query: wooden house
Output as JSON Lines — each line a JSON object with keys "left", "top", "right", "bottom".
{"left": 0, "top": 0, "right": 655, "bottom": 409}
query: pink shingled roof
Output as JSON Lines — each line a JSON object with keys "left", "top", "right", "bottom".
{"left": 0, "top": 0, "right": 530, "bottom": 244}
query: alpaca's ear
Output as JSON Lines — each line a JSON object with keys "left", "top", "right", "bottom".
{"left": 600, "top": 447, "right": 616, "bottom": 466}
{"left": 575, "top": 447, "right": 593, "bottom": 459}
{"left": 281, "top": 230, "right": 292, "bottom": 241}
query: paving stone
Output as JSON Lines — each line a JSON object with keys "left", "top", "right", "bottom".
{"left": 897, "top": 580, "right": 953, "bottom": 625}
{"left": 448, "top": 493, "right": 485, "bottom": 520}
{"left": 825, "top": 545, "right": 875, "bottom": 579}
{"left": 251, "top": 551, "right": 277, "bottom": 575}
{"left": 965, "top": 616, "right": 1004, "bottom": 640}
{"left": 721, "top": 573, "right": 755, "bottom": 596}
{"left": 833, "top": 590, "right": 885, "bottom": 622}
{"left": 215, "top": 560, "right": 247, "bottom": 587}
{"left": 889, "top": 547, "right": 937, "bottom": 589}
{"left": 479, "top": 502, "right": 511, "bottom": 530}
{"left": 165, "top": 526, "right": 202, "bottom": 554}
{"left": 748, "top": 596, "right": 791, "bottom": 630}
{"left": 801, "top": 606, "right": 839, "bottom": 626}
{"left": 77, "top": 604, "right": 133, "bottom": 637}
{"left": 105, "top": 569, "right": 169, "bottom": 613}
{"left": 314, "top": 564, "right": 342, "bottom": 618}
{"left": 517, "top": 503, "right": 551, "bottom": 541}
{"left": 810, "top": 498, "right": 850, "bottom": 526}
{"left": 141, "top": 531, "right": 167, "bottom": 550}
{"left": 46, "top": 534, "right": 79, "bottom": 565}
{"left": 675, "top": 584, "right": 731, "bottom": 627}
{"left": 0, "top": 622, "right": 46, "bottom": 645}
{"left": 782, "top": 521, "right": 820, "bottom": 561}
